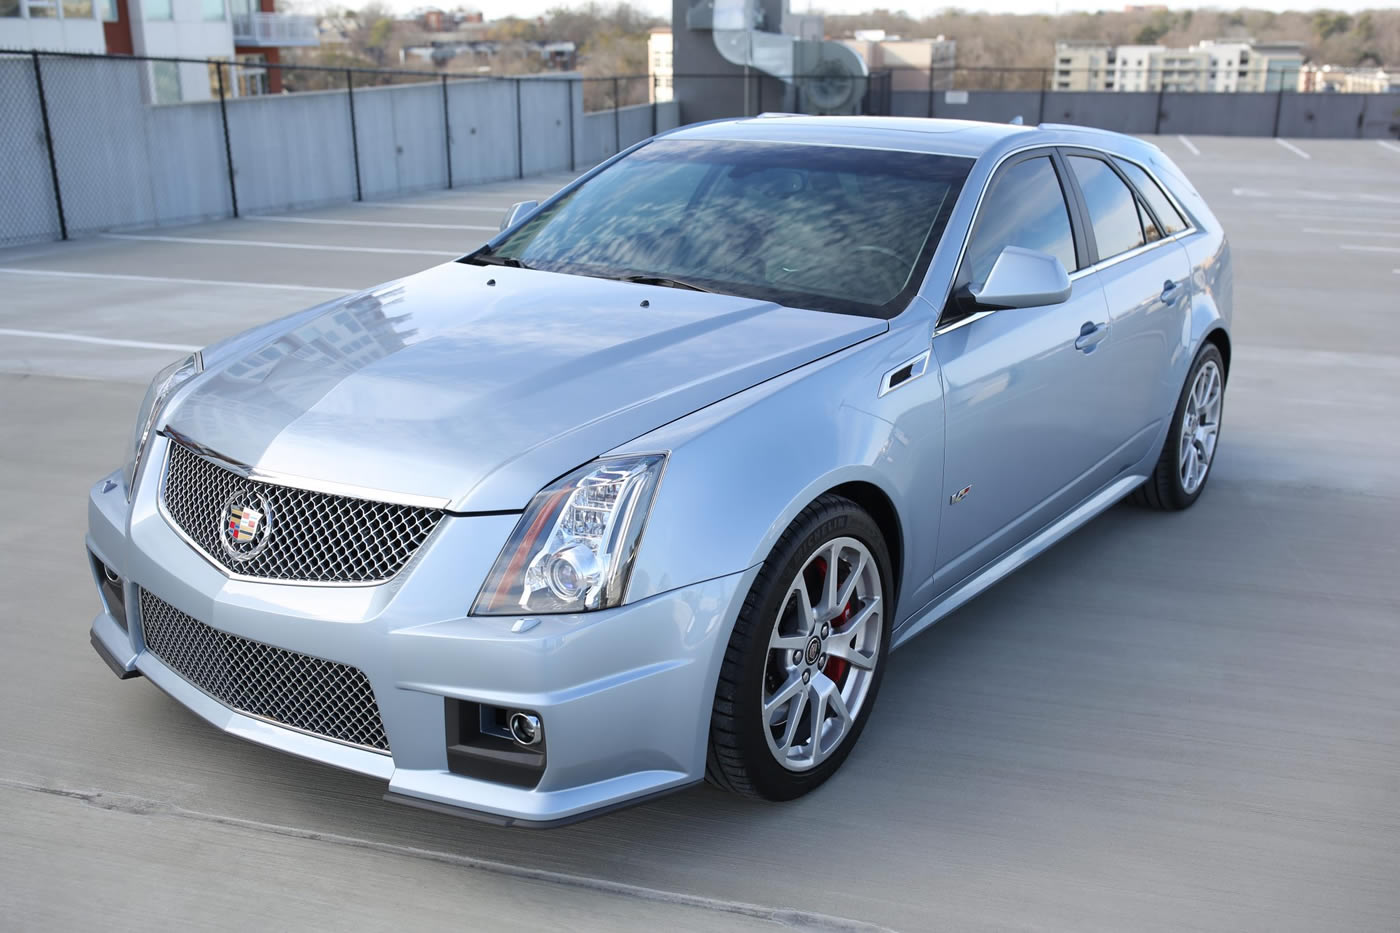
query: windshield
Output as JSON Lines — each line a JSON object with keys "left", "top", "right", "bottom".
{"left": 480, "top": 139, "right": 973, "bottom": 318}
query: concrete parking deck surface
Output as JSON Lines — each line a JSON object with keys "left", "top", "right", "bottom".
{"left": 2, "top": 138, "right": 1398, "bottom": 932}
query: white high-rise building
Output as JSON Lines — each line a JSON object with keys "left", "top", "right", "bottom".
{"left": 1053, "top": 38, "right": 1304, "bottom": 93}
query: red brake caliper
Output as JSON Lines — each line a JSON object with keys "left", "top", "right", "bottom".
{"left": 824, "top": 562, "right": 851, "bottom": 687}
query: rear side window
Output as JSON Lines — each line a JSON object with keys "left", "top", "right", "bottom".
{"left": 1114, "top": 158, "right": 1189, "bottom": 237}
{"left": 1068, "top": 155, "right": 1145, "bottom": 260}
{"left": 963, "top": 156, "right": 1077, "bottom": 286}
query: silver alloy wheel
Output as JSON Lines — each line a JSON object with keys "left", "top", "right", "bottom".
{"left": 762, "top": 536, "right": 882, "bottom": 772}
{"left": 1179, "top": 359, "right": 1223, "bottom": 495}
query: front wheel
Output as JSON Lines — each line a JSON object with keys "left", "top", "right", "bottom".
{"left": 1134, "top": 343, "right": 1226, "bottom": 510}
{"left": 706, "top": 494, "right": 892, "bottom": 800}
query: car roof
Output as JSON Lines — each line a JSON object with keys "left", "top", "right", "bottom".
{"left": 663, "top": 114, "right": 1158, "bottom": 163}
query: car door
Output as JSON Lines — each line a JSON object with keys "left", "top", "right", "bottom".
{"left": 929, "top": 150, "right": 1119, "bottom": 595}
{"left": 1061, "top": 151, "right": 1194, "bottom": 467}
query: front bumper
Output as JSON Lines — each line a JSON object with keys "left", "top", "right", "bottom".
{"left": 87, "top": 451, "right": 752, "bottom": 826}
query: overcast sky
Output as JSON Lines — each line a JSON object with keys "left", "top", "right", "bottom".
{"left": 350, "top": 0, "right": 1384, "bottom": 19}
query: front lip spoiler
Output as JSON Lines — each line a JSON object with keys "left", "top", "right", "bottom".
{"left": 383, "top": 780, "right": 700, "bottom": 829}
{"left": 90, "top": 631, "right": 141, "bottom": 680}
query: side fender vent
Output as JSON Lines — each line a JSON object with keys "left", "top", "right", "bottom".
{"left": 878, "top": 349, "right": 931, "bottom": 397}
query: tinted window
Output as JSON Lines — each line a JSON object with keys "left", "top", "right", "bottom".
{"left": 1114, "top": 158, "right": 1189, "bottom": 236}
{"left": 1137, "top": 200, "right": 1163, "bottom": 243}
{"left": 962, "top": 156, "right": 1077, "bottom": 287}
{"left": 490, "top": 140, "right": 972, "bottom": 318}
{"left": 1069, "top": 156, "right": 1145, "bottom": 260}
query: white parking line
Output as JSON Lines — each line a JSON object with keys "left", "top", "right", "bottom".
{"left": 1176, "top": 134, "right": 1200, "bottom": 156}
{"left": 1378, "top": 140, "right": 1400, "bottom": 155}
{"left": 1278, "top": 213, "right": 1400, "bottom": 223}
{"left": 354, "top": 201, "right": 505, "bottom": 212}
{"left": 0, "top": 327, "right": 199, "bottom": 352}
{"left": 0, "top": 268, "right": 351, "bottom": 294}
{"left": 100, "top": 233, "right": 460, "bottom": 256}
{"left": 1274, "top": 139, "right": 1311, "bottom": 160}
{"left": 1340, "top": 244, "right": 1400, "bottom": 254}
{"left": 1303, "top": 228, "right": 1400, "bottom": 238}
{"left": 248, "top": 216, "right": 495, "bottom": 232}
{"left": 1232, "top": 186, "right": 1400, "bottom": 205}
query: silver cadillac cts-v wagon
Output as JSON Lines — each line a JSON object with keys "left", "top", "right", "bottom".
{"left": 87, "top": 115, "right": 1231, "bottom": 826}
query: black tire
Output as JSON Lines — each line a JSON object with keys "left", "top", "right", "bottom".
{"left": 1134, "top": 342, "right": 1226, "bottom": 511}
{"left": 705, "top": 494, "right": 893, "bottom": 800}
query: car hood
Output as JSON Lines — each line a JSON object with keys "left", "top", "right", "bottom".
{"left": 164, "top": 262, "right": 886, "bottom": 511}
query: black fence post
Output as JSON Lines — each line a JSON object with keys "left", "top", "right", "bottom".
{"left": 1272, "top": 87, "right": 1285, "bottom": 138}
{"left": 613, "top": 77, "right": 621, "bottom": 154}
{"left": 1154, "top": 85, "right": 1165, "bottom": 134}
{"left": 31, "top": 52, "right": 67, "bottom": 241}
{"left": 514, "top": 78, "right": 524, "bottom": 180}
{"left": 651, "top": 74, "right": 657, "bottom": 136}
{"left": 346, "top": 70, "right": 362, "bottom": 201}
{"left": 215, "top": 61, "right": 239, "bottom": 218}
{"left": 1037, "top": 72, "right": 1047, "bottom": 125}
{"left": 926, "top": 66, "right": 935, "bottom": 118}
{"left": 441, "top": 74, "right": 453, "bottom": 189}
{"left": 567, "top": 79, "right": 576, "bottom": 173}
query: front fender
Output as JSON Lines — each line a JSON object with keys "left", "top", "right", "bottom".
{"left": 613, "top": 317, "right": 944, "bottom": 628}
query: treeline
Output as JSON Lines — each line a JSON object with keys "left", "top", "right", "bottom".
{"left": 822, "top": 8, "right": 1400, "bottom": 70}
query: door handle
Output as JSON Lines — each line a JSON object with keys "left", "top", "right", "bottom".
{"left": 1161, "top": 279, "right": 1181, "bottom": 304}
{"left": 1074, "top": 321, "right": 1108, "bottom": 352}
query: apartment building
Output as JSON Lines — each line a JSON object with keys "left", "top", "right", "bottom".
{"left": 648, "top": 26, "right": 672, "bottom": 103}
{"left": 1052, "top": 40, "right": 1115, "bottom": 91}
{"left": 1299, "top": 64, "right": 1399, "bottom": 94}
{"left": 2, "top": 0, "right": 316, "bottom": 101}
{"left": 839, "top": 31, "right": 956, "bottom": 91}
{"left": 1053, "top": 38, "right": 1304, "bottom": 93}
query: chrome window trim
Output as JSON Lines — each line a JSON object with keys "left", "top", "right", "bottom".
{"left": 932, "top": 309, "right": 995, "bottom": 338}
{"left": 931, "top": 140, "right": 1200, "bottom": 336}
{"left": 1061, "top": 150, "right": 1199, "bottom": 268}
{"left": 927, "top": 142, "right": 1065, "bottom": 315}
{"left": 154, "top": 437, "right": 446, "bottom": 589}
{"left": 160, "top": 427, "right": 453, "bottom": 511}
{"left": 1106, "top": 152, "right": 1198, "bottom": 236}
{"left": 1068, "top": 227, "right": 1195, "bottom": 280}
{"left": 682, "top": 135, "right": 983, "bottom": 159}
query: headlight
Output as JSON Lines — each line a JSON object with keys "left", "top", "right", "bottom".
{"left": 472, "top": 454, "right": 667, "bottom": 615}
{"left": 122, "top": 352, "right": 202, "bottom": 499}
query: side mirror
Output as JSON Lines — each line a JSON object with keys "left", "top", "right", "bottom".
{"left": 499, "top": 200, "right": 539, "bottom": 232}
{"left": 967, "top": 246, "right": 1071, "bottom": 310}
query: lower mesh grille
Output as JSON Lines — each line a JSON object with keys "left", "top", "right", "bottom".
{"left": 139, "top": 589, "right": 390, "bottom": 753}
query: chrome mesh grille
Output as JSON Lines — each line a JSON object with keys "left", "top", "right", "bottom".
{"left": 161, "top": 440, "right": 444, "bottom": 584}
{"left": 139, "top": 589, "right": 390, "bottom": 752}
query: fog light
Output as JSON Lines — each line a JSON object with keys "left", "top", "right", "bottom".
{"left": 508, "top": 712, "right": 542, "bottom": 747}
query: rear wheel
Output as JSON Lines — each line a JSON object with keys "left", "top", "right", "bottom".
{"left": 1135, "top": 343, "right": 1225, "bottom": 510}
{"left": 706, "top": 495, "right": 892, "bottom": 800}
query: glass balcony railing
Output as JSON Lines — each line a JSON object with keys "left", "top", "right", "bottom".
{"left": 232, "top": 12, "right": 318, "bottom": 47}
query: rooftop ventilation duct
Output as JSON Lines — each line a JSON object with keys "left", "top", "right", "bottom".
{"left": 687, "top": 0, "right": 869, "bottom": 114}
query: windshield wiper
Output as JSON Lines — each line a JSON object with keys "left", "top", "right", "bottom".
{"left": 616, "top": 274, "right": 715, "bottom": 293}
{"left": 464, "top": 248, "right": 528, "bottom": 269}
